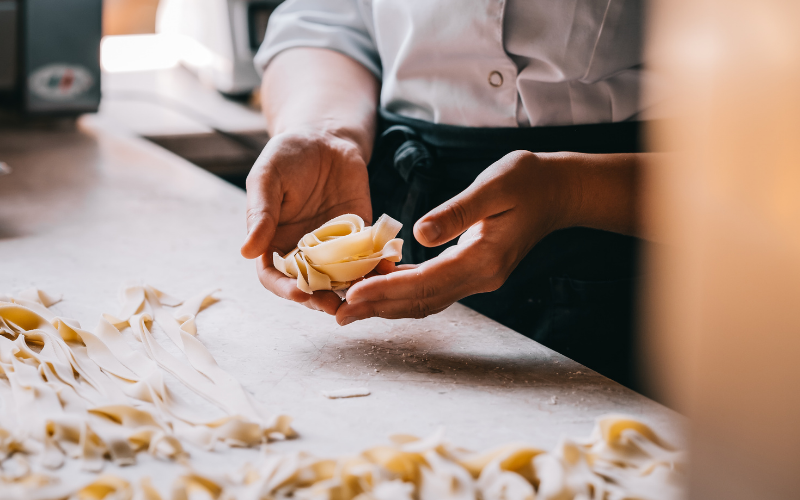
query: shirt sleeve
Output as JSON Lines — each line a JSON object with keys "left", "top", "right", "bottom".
{"left": 253, "top": 0, "right": 381, "bottom": 78}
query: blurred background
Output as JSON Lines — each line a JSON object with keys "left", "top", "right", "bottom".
{"left": 0, "top": 0, "right": 285, "bottom": 188}
{"left": 103, "top": 0, "right": 161, "bottom": 35}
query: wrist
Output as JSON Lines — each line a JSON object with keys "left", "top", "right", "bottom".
{"left": 276, "top": 121, "right": 374, "bottom": 162}
{"left": 524, "top": 152, "right": 583, "bottom": 234}
{"left": 531, "top": 151, "right": 641, "bottom": 236}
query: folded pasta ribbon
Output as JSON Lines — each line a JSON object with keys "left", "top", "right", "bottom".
{"left": 274, "top": 214, "right": 403, "bottom": 293}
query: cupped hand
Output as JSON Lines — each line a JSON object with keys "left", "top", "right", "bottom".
{"left": 241, "top": 130, "right": 372, "bottom": 314}
{"left": 336, "top": 151, "right": 575, "bottom": 325}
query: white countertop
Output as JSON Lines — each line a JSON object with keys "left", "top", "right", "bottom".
{"left": 0, "top": 116, "right": 683, "bottom": 491}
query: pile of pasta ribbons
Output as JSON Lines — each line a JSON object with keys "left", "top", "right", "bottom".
{"left": 273, "top": 214, "right": 403, "bottom": 293}
{"left": 0, "top": 288, "right": 685, "bottom": 500}
{"left": 0, "top": 287, "right": 292, "bottom": 487}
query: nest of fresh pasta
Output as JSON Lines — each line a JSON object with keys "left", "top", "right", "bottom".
{"left": 273, "top": 214, "right": 403, "bottom": 293}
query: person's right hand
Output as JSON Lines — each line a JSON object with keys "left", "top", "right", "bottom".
{"left": 241, "top": 130, "right": 372, "bottom": 314}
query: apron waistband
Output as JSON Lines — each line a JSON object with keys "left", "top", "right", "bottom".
{"left": 373, "top": 109, "right": 645, "bottom": 185}
{"left": 378, "top": 109, "right": 644, "bottom": 154}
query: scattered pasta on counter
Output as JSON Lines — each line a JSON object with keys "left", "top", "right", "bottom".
{"left": 0, "top": 287, "right": 685, "bottom": 500}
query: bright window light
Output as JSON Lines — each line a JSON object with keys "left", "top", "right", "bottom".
{"left": 175, "top": 36, "right": 216, "bottom": 70}
{"left": 101, "top": 34, "right": 218, "bottom": 74}
{"left": 101, "top": 34, "right": 181, "bottom": 73}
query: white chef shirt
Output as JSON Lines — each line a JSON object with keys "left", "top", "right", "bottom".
{"left": 255, "top": 0, "right": 654, "bottom": 128}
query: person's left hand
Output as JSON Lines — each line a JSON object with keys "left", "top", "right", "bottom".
{"left": 335, "top": 150, "right": 577, "bottom": 326}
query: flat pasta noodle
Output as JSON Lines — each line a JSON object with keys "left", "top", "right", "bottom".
{"left": 321, "top": 387, "right": 371, "bottom": 399}
{"left": 0, "top": 285, "right": 294, "bottom": 479}
{"left": 0, "top": 287, "right": 685, "bottom": 500}
{"left": 11, "top": 417, "right": 682, "bottom": 500}
{"left": 273, "top": 214, "right": 403, "bottom": 293}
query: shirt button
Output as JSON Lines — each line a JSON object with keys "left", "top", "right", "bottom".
{"left": 488, "top": 71, "right": 503, "bottom": 87}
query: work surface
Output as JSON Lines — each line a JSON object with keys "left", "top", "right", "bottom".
{"left": 0, "top": 117, "right": 683, "bottom": 489}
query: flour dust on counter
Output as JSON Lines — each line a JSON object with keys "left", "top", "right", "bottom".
{"left": 0, "top": 285, "right": 685, "bottom": 499}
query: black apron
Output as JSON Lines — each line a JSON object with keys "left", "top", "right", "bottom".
{"left": 368, "top": 109, "right": 644, "bottom": 389}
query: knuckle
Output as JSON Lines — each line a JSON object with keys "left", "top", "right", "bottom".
{"left": 413, "top": 270, "right": 436, "bottom": 300}
{"left": 511, "top": 150, "right": 535, "bottom": 161}
{"left": 409, "top": 300, "right": 432, "bottom": 319}
{"left": 501, "top": 150, "right": 534, "bottom": 166}
{"left": 421, "top": 282, "right": 436, "bottom": 300}
{"left": 245, "top": 207, "right": 261, "bottom": 220}
{"left": 369, "top": 305, "right": 388, "bottom": 320}
{"left": 445, "top": 200, "right": 470, "bottom": 232}
{"left": 370, "top": 288, "right": 388, "bottom": 302}
{"left": 245, "top": 208, "right": 274, "bottom": 226}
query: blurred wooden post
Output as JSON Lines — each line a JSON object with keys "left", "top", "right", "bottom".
{"left": 103, "top": 0, "right": 160, "bottom": 35}
{"left": 644, "top": 1, "right": 800, "bottom": 498}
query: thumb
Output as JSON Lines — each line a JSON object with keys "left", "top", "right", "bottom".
{"left": 413, "top": 178, "right": 507, "bottom": 247}
{"left": 241, "top": 169, "right": 282, "bottom": 259}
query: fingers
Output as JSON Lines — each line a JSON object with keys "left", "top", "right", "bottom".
{"left": 241, "top": 151, "right": 283, "bottom": 259}
{"left": 338, "top": 248, "right": 470, "bottom": 325}
{"left": 256, "top": 254, "right": 343, "bottom": 315}
{"left": 338, "top": 300, "right": 451, "bottom": 325}
{"left": 256, "top": 254, "right": 308, "bottom": 301}
{"left": 374, "top": 259, "right": 401, "bottom": 275}
{"left": 413, "top": 171, "right": 509, "bottom": 248}
{"left": 302, "top": 290, "right": 344, "bottom": 315}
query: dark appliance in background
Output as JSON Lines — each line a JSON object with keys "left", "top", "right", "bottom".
{"left": 0, "top": 0, "right": 102, "bottom": 118}
{"left": 248, "top": 1, "right": 280, "bottom": 52}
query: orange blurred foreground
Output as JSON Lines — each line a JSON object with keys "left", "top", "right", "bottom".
{"left": 643, "top": 1, "right": 800, "bottom": 499}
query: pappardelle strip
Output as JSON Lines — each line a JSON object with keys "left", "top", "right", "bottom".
{"left": 0, "top": 285, "right": 294, "bottom": 475}
{"left": 274, "top": 214, "right": 403, "bottom": 293}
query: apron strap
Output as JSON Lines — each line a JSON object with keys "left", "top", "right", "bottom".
{"left": 374, "top": 124, "right": 442, "bottom": 263}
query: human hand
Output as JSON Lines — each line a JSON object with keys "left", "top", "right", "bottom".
{"left": 241, "top": 130, "right": 372, "bottom": 314}
{"left": 335, "top": 151, "right": 577, "bottom": 325}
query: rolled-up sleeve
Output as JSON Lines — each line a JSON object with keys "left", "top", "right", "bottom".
{"left": 254, "top": 0, "right": 381, "bottom": 78}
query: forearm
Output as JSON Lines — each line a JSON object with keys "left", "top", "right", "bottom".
{"left": 541, "top": 152, "right": 646, "bottom": 238}
{"left": 261, "top": 48, "right": 381, "bottom": 161}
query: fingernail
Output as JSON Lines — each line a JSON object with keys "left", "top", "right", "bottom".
{"left": 347, "top": 297, "right": 364, "bottom": 306}
{"left": 418, "top": 221, "right": 441, "bottom": 243}
{"left": 340, "top": 317, "right": 356, "bottom": 326}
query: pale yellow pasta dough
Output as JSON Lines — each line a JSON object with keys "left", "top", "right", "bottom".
{"left": 53, "top": 416, "right": 683, "bottom": 500}
{"left": 0, "top": 285, "right": 294, "bottom": 478}
{"left": 0, "top": 287, "right": 685, "bottom": 500}
{"left": 321, "top": 387, "right": 371, "bottom": 399}
{"left": 273, "top": 214, "right": 403, "bottom": 293}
